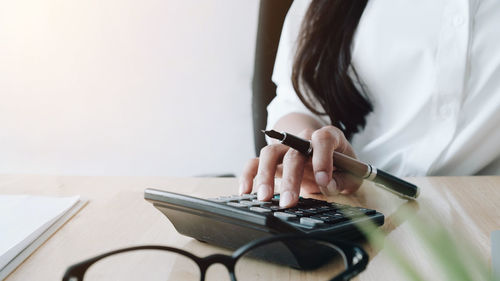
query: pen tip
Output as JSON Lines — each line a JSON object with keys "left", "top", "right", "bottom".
{"left": 261, "top": 129, "right": 284, "bottom": 140}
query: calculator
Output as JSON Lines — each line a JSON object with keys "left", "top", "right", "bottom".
{"left": 144, "top": 188, "right": 384, "bottom": 268}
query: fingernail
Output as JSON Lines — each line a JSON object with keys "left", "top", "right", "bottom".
{"left": 280, "top": 191, "right": 295, "bottom": 208}
{"left": 326, "top": 179, "right": 340, "bottom": 195}
{"left": 257, "top": 184, "right": 271, "bottom": 201}
{"left": 315, "top": 171, "right": 329, "bottom": 187}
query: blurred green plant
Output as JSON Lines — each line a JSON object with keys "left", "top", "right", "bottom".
{"left": 349, "top": 203, "right": 495, "bottom": 281}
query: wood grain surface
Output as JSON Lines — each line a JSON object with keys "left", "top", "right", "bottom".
{"left": 1, "top": 175, "right": 498, "bottom": 280}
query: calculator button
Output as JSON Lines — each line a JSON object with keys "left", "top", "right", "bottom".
{"left": 274, "top": 212, "right": 297, "bottom": 220}
{"left": 298, "top": 207, "right": 323, "bottom": 215}
{"left": 239, "top": 200, "right": 262, "bottom": 207}
{"left": 253, "top": 199, "right": 271, "bottom": 204}
{"left": 260, "top": 204, "right": 283, "bottom": 211}
{"left": 226, "top": 202, "right": 246, "bottom": 208}
{"left": 218, "top": 196, "right": 241, "bottom": 202}
{"left": 296, "top": 198, "right": 317, "bottom": 207}
{"left": 284, "top": 210, "right": 308, "bottom": 217}
{"left": 318, "top": 205, "right": 335, "bottom": 211}
{"left": 249, "top": 207, "right": 271, "bottom": 213}
{"left": 358, "top": 208, "right": 376, "bottom": 215}
{"left": 310, "top": 215, "right": 345, "bottom": 224}
{"left": 240, "top": 194, "right": 256, "bottom": 200}
{"left": 300, "top": 217, "right": 325, "bottom": 227}
{"left": 207, "top": 198, "right": 229, "bottom": 203}
{"left": 320, "top": 212, "right": 346, "bottom": 220}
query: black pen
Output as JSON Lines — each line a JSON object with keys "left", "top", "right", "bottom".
{"left": 262, "top": 130, "right": 420, "bottom": 199}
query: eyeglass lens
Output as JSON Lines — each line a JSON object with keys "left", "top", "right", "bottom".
{"left": 79, "top": 239, "right": 348, "bottom": 281}
{"left": 83, "top": 249, "right": 200, "bottom": 281}
{"left": 234, "top": 238, "right": 347, "bottom": 281}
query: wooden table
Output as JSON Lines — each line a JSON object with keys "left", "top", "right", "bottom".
{"left": 1, "top": 175, "right": 499, "bottom": 280}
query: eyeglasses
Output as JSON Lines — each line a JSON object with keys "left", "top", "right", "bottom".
{"left": 62, "top": 233, "right": 368, "bottom": 281}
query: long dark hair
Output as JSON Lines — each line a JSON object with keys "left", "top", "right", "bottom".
{"left": 292, "top": 0, "right": 372, "bottom": 140}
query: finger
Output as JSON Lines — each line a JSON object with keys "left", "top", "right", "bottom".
{"left": 334, "top": 172, "right": 362, "bottom": 194}
{"left": 275, "top": 164, "right": 283, "bottom": 178}
{"left": 279, "top": 129, "right": 313, "bottom": 207}
{"left": 239, "top": 158, "right": 259, "bottom": 194}
{"left": 279, "top": 148, "right": 307, "bottom": 208}
{"left": 296, "top": 161, "right": 321, "bottom": 194}
{"left": 255, "top": 144, "right": 288, "bottom": 201}
{"left": 311, "top": 126, "right": 347, "bottom": 195}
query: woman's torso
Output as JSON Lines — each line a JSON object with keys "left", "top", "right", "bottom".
{"left": 350, "top": 0, "right": 500, "bottom": 176}
{"left": 270, "top": 0, "right": 500, "bottom": 176}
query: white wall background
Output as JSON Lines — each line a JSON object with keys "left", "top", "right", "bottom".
{"left": 0, "top": 0, "right": 259, "bottom": 176}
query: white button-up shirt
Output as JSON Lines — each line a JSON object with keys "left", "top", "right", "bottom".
{"left": 267, "top": 0, "right": 500, "bottom": 176}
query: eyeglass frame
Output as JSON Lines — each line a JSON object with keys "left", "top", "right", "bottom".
{"left": 62, "top": 233, "right": 368, "bottom": 281}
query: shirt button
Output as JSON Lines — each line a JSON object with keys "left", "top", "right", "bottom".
{"left": 453, "top": 15, "right": 465, "bottom": 27}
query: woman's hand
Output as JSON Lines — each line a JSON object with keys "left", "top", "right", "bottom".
{"left": 239, "top": 125, "right": 362, "bottom": 208}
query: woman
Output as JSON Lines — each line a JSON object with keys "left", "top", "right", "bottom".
{"left": 240, "top": 0, "right": 500, "bottom": 207}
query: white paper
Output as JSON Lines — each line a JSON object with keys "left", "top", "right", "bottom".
{"left": 0, "top": 194, "right": 80, "bottom": 271}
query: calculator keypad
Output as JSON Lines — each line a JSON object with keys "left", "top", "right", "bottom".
{"left": 208, "top": 194, "right": 378, "bottom": 229}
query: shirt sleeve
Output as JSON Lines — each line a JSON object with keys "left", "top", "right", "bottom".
{"left": 266, "top": 0, "right": 330, "bottom": 141}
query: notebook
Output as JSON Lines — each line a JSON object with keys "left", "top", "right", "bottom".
{"left": 0, "top": 195, "right": 87, "bottom": 280}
